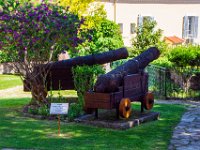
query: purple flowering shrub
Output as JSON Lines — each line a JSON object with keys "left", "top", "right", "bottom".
{"left": 0, "top": 1, "right": 88, "bottom": 104}
{"left": 0, "top": 1, "right": 86, "bottom": 62}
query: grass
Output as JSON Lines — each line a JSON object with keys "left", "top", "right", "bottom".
{"left": 0, "top": 74, "right": 22, "bottom": 90}
{"left": 0, "top": 74, "right": 77, "bottom": 98}
{"left": 49, "top": 90, "right": 77, "bottom": 97}
{"left": 0, "top": 98, "right": 186, "bottom": 150}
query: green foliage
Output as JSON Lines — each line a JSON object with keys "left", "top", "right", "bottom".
{"left": 28, "top": 105, "right": 38, "bottom": 115}
{"left": 151, "top": 56, "right": 173, "bottom": 68}
{"left": 111, "top": 59, "right": 128, "bottom": 69}
{"left": 27, "top": 104, "right": 49, "bottom": 116}
{"left": 37, "top": 104, "right": 49, "bottom": 116}
{"left": 85, "top": 4, "right": 107, "bottom": 29}
{"left": 131, "top": 18, "right": 166, "bottom": 56}
{"left": 0, "top": 50, "right": 12, "bottom": 63}
{"left": 0, "top": 0, "right": 20, "bottom": 13}
{"left": 68, "top": 103, "right": 83, "bottom": 121}
{"left": 168, "top": 45, "right": 200, "bottom": 67}
{"left": 78, "top": 18, "right": 124, "bottom": 56}
{"left": 149, "top": 45, "right": 200, "bottom": 95}
{"left": 70, "top": 65, "right": 104, "bottom": 119}
{"left": 58, "top": 0, "right": 107, "bottom": 29}
{"left": 58, "top": 0, "right": 95, "bottom": 16}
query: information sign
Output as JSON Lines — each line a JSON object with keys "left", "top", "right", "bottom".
{"left": 50, "top": 103, "right": 69, "bottom": 115}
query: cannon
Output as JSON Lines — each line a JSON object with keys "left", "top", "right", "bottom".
{"left": 84, "top": 47, "right": 160, "bottom": 118}
{"left": 24, "top": 47, "right": 128, "bottom": 91}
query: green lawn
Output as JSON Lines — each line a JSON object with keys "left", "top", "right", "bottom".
{"left": 0, "top": 74, "right": 22, "bottom": 90}
{"left": 0, "top": 98, "right": 186, "bottom": 150}
{"left": 0, "top": 74, "right": 77, "bottom": 97}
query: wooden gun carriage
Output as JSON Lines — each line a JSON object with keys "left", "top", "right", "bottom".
{"left": 84, "top": 47, "right": 160, "bottom": 119}
{"left": 84, "top": 71, "right": 154, "bottom": 119}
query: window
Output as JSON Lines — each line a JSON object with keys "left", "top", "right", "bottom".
{"left": 137, "top": 15, "right": 154, "bottom": 27}
{"left": 130, "top": 23, "right": 136, "bottom": 34}
{"left": 183, "top": 16, "right": 198, "bottom": 39}
{"left": 118, "top": 23, "right": 123, "bottom": 34}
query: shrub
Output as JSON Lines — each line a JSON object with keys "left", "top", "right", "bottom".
{"left": 68, "top": 103, "right": 83, "bottom": 121}
{"left": 111, "top": 59, "right": 129, "bottom": 69}
{"left": 131, "top": 18, "right": 166, "bottom": 56}
{"left": 76, "top": 18, "right": 124, "bottom": 56}
{"left": 28, "top": 105, "right": 38, "bottom": 115}
{"left": 38, "top": 104, "right": 49, "bottom": 116}
{"left": 70, "top": 65, "right": 104, "bottom": 120}
{"left": 151, "top": 56, "right": 173, "bottom": 68}
{"left": 168, "top": 45, "right": 200, "bottom": 67}
{"left": 0, "top": 50, "right": 12, "bottom": 63}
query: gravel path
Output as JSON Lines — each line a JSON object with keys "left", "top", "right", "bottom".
{"left": 156, "top": 100, "right": 200, "bottom": 150}
{"left": 0, "top": 86, "right": 31, "bottom": 98}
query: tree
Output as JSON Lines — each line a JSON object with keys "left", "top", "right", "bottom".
{"left": 58, "top": 0, "right": 106, "bottom": 28}
{"left": 58, "top": 0, "right": 94, "bottom": 15}
{"left": 0, "top": 1, "right": 88, "bottom": 105}
{"left": 131, "top": 18, "right": 166, "bottom": 56}
{"left": 78, "top": 18, "right": 124, "bottom": 56}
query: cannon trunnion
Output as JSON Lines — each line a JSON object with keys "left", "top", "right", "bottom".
{"left": 84, "top": 72, "right": 154, "bottom": 119}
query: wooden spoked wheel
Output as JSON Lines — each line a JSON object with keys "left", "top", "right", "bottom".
{"left": 119, "top": 98, "right": 131, "bottom": 118}
{"left": 144, "top": 92, "right": 154, "bottom": 110}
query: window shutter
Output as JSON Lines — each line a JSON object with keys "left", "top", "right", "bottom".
{"left": 150, "top": 16, "right": 154, "bottom": 21}
{"left": 183, "top": 16, "right": 189, "bottom": 38}
{"left": 118, "top": 23, "right": 123, "bottom": 34}
{"left": 137, "top": 15, "right": 143, "bottom": 27}
{"left": 194, "top": 16, "right": 198, "bottom": 38}
{"left": 130, "top": 23, "right": 136, "bottom": 34}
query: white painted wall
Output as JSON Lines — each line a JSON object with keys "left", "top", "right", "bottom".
{"left": 102, "top": 2, "right": 200, "bottom": 46}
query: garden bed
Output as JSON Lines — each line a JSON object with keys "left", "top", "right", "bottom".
{"left": 75, "top": 109, "right": 160, "bottom": 130}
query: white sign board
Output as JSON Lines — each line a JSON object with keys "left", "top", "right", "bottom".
{"left": 50, "top": 103, "right": 69, "bottom": 115}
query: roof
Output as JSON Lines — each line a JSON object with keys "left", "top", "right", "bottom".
{"left": 164, "top": 36, "right": 185, "bottom": 44}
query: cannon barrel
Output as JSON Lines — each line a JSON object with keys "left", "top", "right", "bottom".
{"left": 24, "top": 47, "right": 128, "bottom": 91}
{"left": 49, "top": 47, "right": 128, "bottom": 69}
{"left": 45, "top": 47, "right": 128, "bottom": 90}
{"left": 94, "top": 47, "right": 160, "bottom": 93}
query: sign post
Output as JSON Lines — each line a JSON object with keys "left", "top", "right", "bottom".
{"left": 58, "top": 114, "right": 60, "bottom": 136}
{"left": 50, "top": 103, "right": 69, "bottom": 136}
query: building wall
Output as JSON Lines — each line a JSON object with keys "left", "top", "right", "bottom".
{"left": 102, "top": 1, "right": 200, "bottom": 46}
